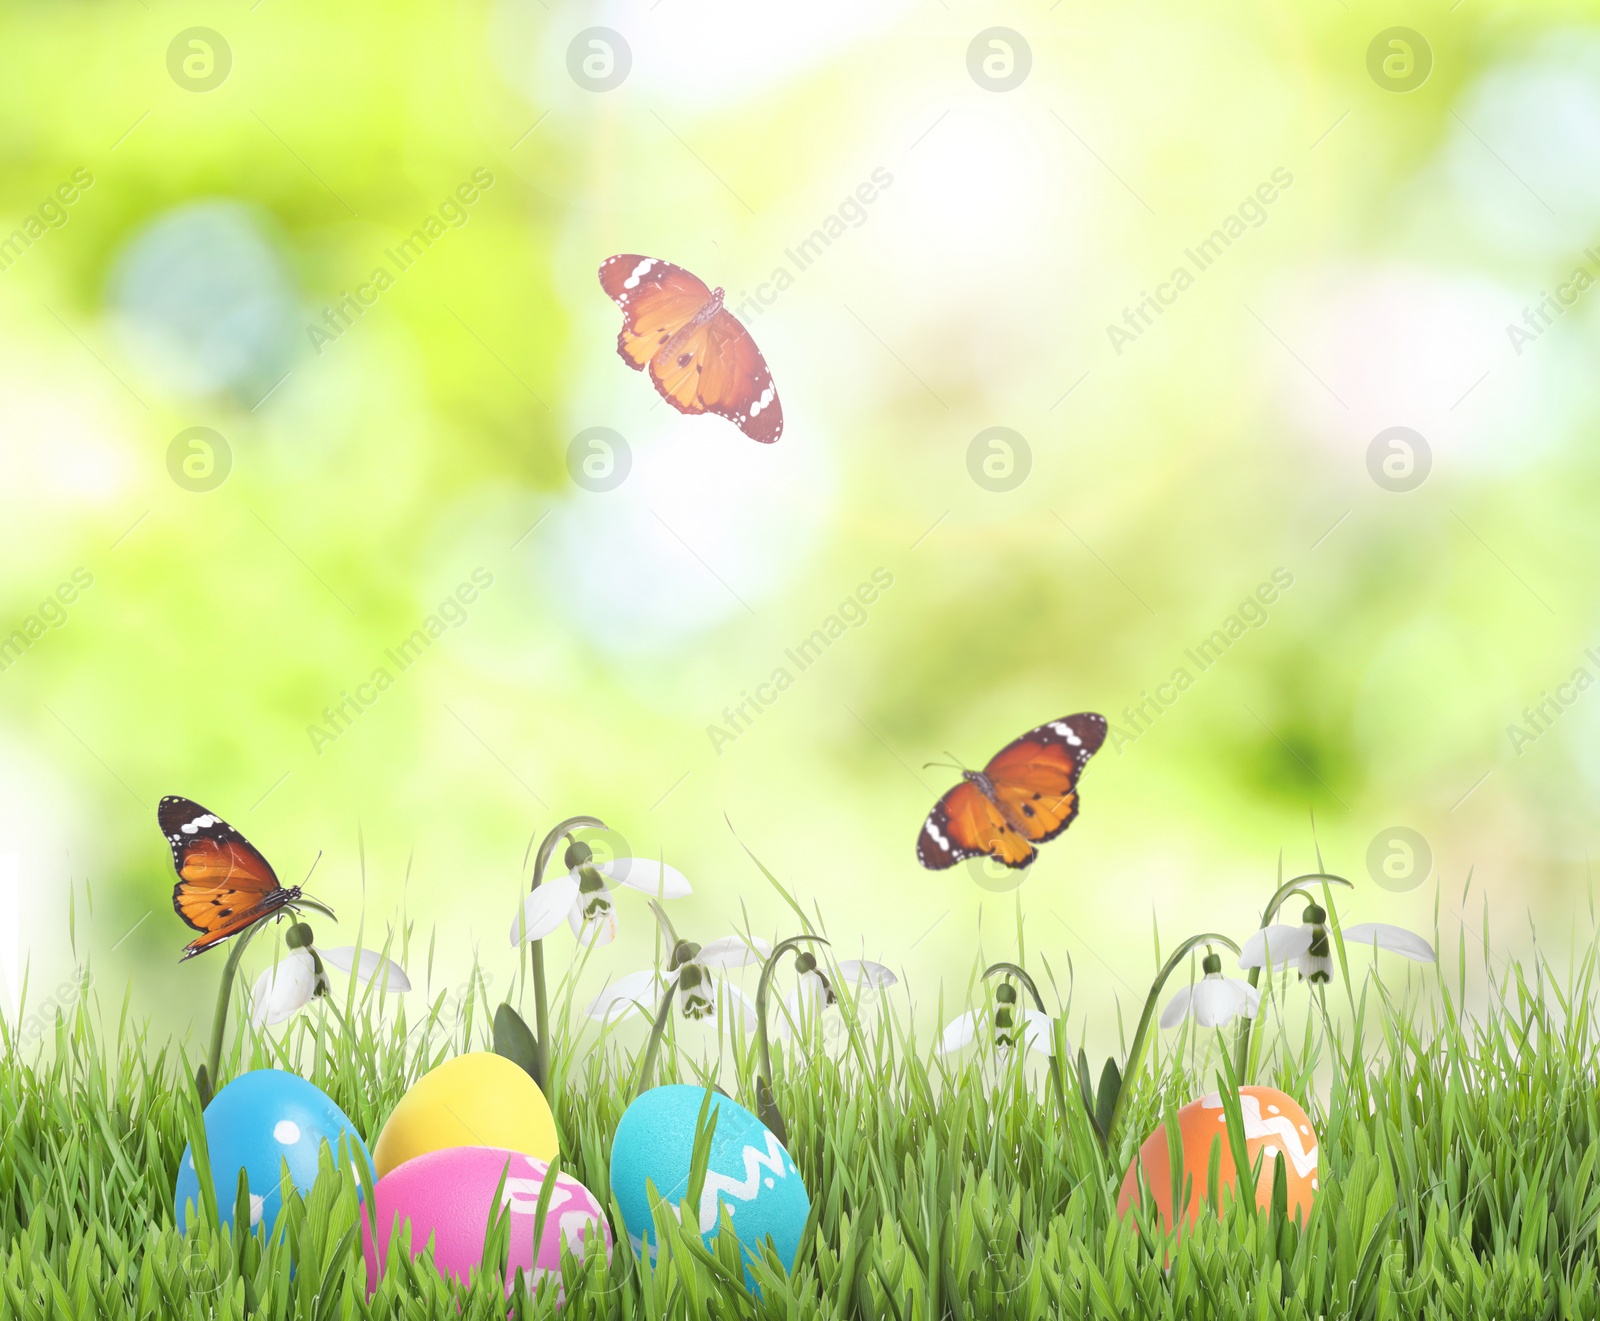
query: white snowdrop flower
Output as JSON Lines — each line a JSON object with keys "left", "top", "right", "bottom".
{"left": 937, "top": 982, "right": 1063, "bottom": 1060}
{"left": 585, "top": 932, "right": 772, "bottom": 1032}
{"left": 1239, "top": 902, "right": 1435, "bottom": 984}
{"left": 1160, "top": 951, "right": 1262, "bottom": 1029}
{"left": 778, "top": 957, "right": 897, "bottom": 1039}
{"left": 509, "top": 850, "right": 690, "bottom": 949}
{"left": 249, "top": 941, "right": 409, "bottom": 1027}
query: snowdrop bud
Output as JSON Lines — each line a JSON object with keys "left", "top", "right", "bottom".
{"left": 285, "top": 922, "right": 314, "bottom": 949}
{"left": 564, "top": 840, "right": 593, "bottom": 869}
{"left": 995, "top": 983, "right": 1017, "bottom": 1004}
{"left": 794, "top": 952, "right": 817, "bottom": 975}
{"left": 1202, "top": 951, "right": 1222, "bottom": 975}
{"left": 1302, "top": 902, "right": 1326, "bottom": 924}
{"left": 669, "top": 939, "right": 701, "bottom": 970}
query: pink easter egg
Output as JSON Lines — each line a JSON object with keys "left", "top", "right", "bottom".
{"left": 361, "top": 1146, "right": 611, "bottom": 1301}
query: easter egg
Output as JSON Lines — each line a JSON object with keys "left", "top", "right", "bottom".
{"left": 609, "top": 1085, "right": 809, "bottom": 1280}
{"left": 1117, "top": 1085, "right": 1319, "bottom": 1230}
{"left": 174, "top": 1069, "right": 370, "bottom": 1235}
{"left": 361, "top": 1147, "right": 610, "bottom": 1300}
{"left": 373, "top": 1051, "right": 558, "bottom": 1177}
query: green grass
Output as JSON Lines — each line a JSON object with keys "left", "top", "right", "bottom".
{"left": 5, "top": 896, "right": 1600, "bottom": 1320}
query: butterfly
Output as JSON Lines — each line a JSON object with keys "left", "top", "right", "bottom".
{"left": 916, "top": 713, "right": 1108, "bottom": 871}
{"left": 160, "top": 796, "right": 303, "bottom": 960}
{"left": 598, "top": 255, "right": 782, "bottom": 443}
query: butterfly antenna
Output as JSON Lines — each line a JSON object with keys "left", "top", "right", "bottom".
{"left": 301, "top": 850, "right": 323, "bottom": 887}
{"left": 922, "top": 752, "right": 969, "bottom": 773}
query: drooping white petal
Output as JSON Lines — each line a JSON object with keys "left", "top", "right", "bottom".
{"left": 1341, "top": 922, "right": 1436, "bottom": 963}
{"left": 1022, "top": 1007, "right": 1061, "bottom": 1058}
{"left": 568, "top": 903, "right": 618, "bottom": 947}
{"left": 716, "top": 979, "right": 760, "bottom": 1033}
{"left": 318, "top": 945, "right": 411, "bottom": 992}
{"left": 772, "top": 976, "right": 825, "bottom": 1042}
{"left": 937, "top": 1010, "right": 978, "bottom": 1055}
{"left": 1298, "top": 950, "right": 1335, "bottom": 983}
{"left": 249, "top": 949, "right": 318, "bottom": 1027}
{"left": 1189, "top": 978, "right": 1250, "bottom": 1027}
{"left": 1241, "top": 980, "right": 1262, "bottom": 1015}
{"left": 1238, "top": 924, "right": 1315, "bottom": 970}
{"left": 585, "top": 969, "right": 663, "bottom": 1023}
{"left": 836, "top": 960, "right": 898, "bottom": 990}
{"left": 508, "top": 873, "right": 581, "bottom": 946}
{"left": 601, "top": 858, "right": 692, "bottom": 900}
{"left": 795, "top": 970, "right": 828, "bottom": 1010}
{"left": 697, "top": 934, "right": 773, "bottom": 970}
{"left": 1159, "top": 984, "right": 1194, "bottom": 1030}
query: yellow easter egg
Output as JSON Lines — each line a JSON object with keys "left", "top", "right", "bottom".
{"left": 373, "top": 1052, "right": 559, "bottom": 1177}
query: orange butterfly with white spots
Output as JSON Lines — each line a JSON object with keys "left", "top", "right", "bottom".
{"left": 917, "top": 714, "right": 1107, "bottom": 871}
{"left": 598, "top": 254, "right": 782, "bottom": 444}
{"left": 160, "top": 796, "right": 304, "bottom": 960}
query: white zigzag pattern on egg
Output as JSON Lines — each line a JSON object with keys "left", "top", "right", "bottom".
{"left": 1199, "top": 1092, "right": 1318, "bottom": 1178}
{"left": 697, "top": 1131, "right": 792, "bottom": 1233}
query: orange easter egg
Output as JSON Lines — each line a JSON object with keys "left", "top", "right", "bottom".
{"left": 1117, "top": 1086, "right": 1319, "bottom": 1230}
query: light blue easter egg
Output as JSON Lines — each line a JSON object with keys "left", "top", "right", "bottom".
{"left": 609, "top": 1085, "right": 809, "bottom": 1283}
{"left": 174, "top": 1069, "right": 370, "bottom": 1236}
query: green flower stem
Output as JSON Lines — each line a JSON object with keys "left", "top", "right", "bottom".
{"left": 525, "top": 815, "right": 606, "bottom": 1094}
{"left": 1106, "top": 931, "right": 1241, "bottom": 1143}
{"left": 635, "top": 976, "right": 679, "bottom": 1097}
{"left": 1232, "top": 873, "right": 1353, "bottom": 1080}
{"left": 982, "top": 961, "right": 1071, "bottom": 1129}
{"left": 202, "top": 897, "right": 336, "bottom": 1103}
{"left": 751, "top": 935, "right": 829, "bottom": 1140}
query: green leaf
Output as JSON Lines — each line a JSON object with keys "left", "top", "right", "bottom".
{"left": 1094, "top": 1057, "right": 1122, "bottom": 1139}
{"left": 492, "top": 1002, "right": 539, "bottom": 1084}
{"left": 683, "top": 1086, "right": 722, "bottom": 1232}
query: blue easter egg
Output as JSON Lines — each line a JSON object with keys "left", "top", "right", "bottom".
{"left": 609, "top": 1085, "right": 809, "bottom": 1282}
{"left": 174, "top": 1069, "right": 370, "bottom": 1236}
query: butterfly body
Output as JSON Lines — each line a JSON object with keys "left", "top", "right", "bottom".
{"left": 598, "top": 255, "right": 782, "bottom": 443}
{"left": 655, "top": 285, "right": 725, "bottom": 367}
{"left": 160, "top": 795, "right": 302, "bottom": 960}
{"left": 917, "top": 713, "right": 1107, "bottom": 871}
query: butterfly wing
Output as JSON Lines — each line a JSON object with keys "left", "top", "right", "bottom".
{"left": 598, "top": 255, "right": 714, "bottom": 370}
{"left": 983, "top": 713, "right": 1108, "bottom": 846}
{"left": 160, "top": 796, "right": 292, "bottom": 959}
{"left": 598, "top": 255, "right": 783, "bottom": 443}
{"left": 917, "top": 780, "right": 1038, "bottom": 871}
{"left": 698, "top": 309, "right": 781, "bottom": 443}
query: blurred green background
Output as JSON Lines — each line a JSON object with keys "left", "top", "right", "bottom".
{"left": 2, "top": 0, "right": 1597, "bottom": 1050}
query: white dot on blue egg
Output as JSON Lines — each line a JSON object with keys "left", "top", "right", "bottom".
{"left": 765, "top": 1178, "right": 774, "bottom": 1188}
{"left": 273, "top": 1121, "right": 300, "bottom": 1144}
